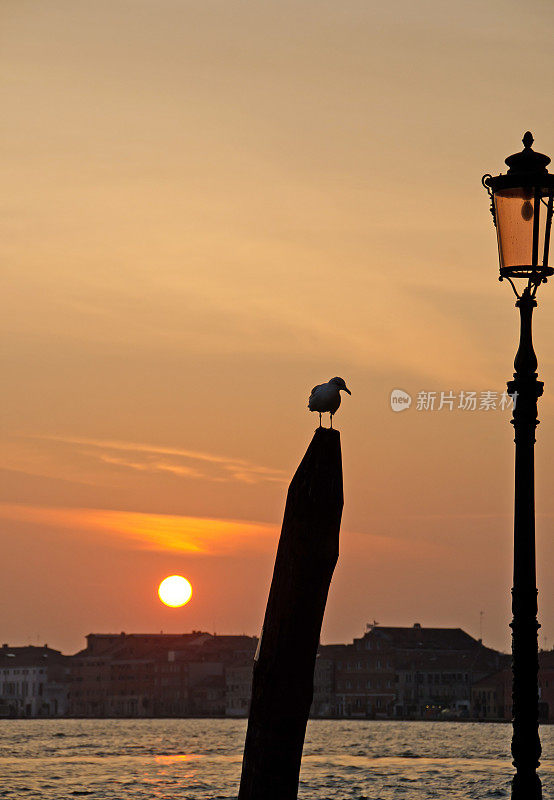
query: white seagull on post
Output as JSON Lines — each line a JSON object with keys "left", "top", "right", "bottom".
{"left": 308, "top": 377, "right": 351, "bottom": 428}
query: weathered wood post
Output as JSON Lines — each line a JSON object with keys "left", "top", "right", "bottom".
{"left": 238, "top": 427, "right": 343, "bottom": 800}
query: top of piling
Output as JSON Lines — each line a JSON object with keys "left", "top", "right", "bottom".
{"left": 287, "top": 427, "right": 343, "bottom": 516}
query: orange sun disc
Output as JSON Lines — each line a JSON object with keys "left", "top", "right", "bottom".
{"left": 158, "top": 575, "right": 193, "bottom": 607}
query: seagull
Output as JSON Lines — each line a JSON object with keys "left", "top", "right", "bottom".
{"left": 308, "top": 377, "right": 351, "bottom": 428}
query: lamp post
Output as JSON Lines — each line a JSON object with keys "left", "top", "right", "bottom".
{"left": 483, "top": 133, "right": 554, "bottom": 800}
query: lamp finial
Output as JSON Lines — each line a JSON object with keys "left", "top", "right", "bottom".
{"left": 504, "top": 132, "right": 550, "bottom": 174}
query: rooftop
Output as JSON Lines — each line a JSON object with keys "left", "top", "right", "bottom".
{"left": 0, "top": 645, "right": 66, "bottom": 667}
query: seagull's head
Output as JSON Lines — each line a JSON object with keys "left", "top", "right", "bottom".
{"left": 329, "top": 377, "right": 351, "bottom": 395}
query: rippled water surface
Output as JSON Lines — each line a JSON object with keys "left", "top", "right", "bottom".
{"left": 0, "top": 718, "right": 552, "bottom": 799}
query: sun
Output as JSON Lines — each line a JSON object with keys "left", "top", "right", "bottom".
{"left": 158, "top": 575, "right": 193, "bottom": 608}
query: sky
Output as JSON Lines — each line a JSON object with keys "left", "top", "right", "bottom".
{"left": 1, "top": 0, "right": 553, "bottom": 655}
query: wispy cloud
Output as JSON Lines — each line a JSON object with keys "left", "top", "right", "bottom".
{"left": 36, "top": 435, "right": 287, "bottom": 485}
{"left": 95, "top": 453, "right": 205, "bottom": 479}
{"left": 0, "top": 502, "right": 278, "bottom": 554}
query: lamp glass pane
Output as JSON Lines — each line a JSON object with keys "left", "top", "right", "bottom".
{"left": 494, "top": 187, "right": 536, "bottom": 269}
{"left": 543, "top": 192, "right": 553, "bottom": 268}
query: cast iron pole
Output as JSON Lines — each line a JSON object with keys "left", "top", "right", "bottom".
{"left": 507, "top": 286, "right": 542, "bottom": 800}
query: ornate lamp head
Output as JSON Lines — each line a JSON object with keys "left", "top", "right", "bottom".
{"left": 483, "top": 132, "right": 554, "bottom": 296}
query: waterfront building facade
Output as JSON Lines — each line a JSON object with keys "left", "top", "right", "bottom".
{"left": 0, "top": 645, "right": 69, "bottom": 717}
{"left": 3, "top": 625, "right": 543, "bottom": 720}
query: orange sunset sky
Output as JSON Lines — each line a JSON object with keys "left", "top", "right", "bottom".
{"left": 1, "top": 0, "right": 553, "bottom": 654}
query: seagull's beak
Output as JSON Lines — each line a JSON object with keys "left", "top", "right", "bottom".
{"left": 345, "top": 387, "right": 351, "bottom": 395}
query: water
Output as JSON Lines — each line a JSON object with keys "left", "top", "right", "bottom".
{"left": 0, "top": 718, "right": 552, "bottom": 799}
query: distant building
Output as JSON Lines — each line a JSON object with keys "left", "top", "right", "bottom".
{"left": 172, "top": 635, "right": 257, "bottom": 716}
{"left": 68, "top": 632, "right": 257, "bottom": 717}
{"left": 471, "top": 668, "right": 511, "bottom": 719}
{"left": 471, "top": 649, "right": 554, "bottom": 722}
{"left": 191, "top": 674, "right": 226, "bottom": 716}
{"left": 538, "top": 649, "right": 554, "bottom": 722}
{"left": 311, "top": 648, "right": 342, "bottom": 717}
{"left": 397, "top": 648, "right": 506, "bottom": 718}
{"left": 226, "top": 663, "right": 253, "bottom": 717}
{"left": 332, "top": 623, "right": 507, "bottom": 719}
{"left": 334, "top": 631, "right": 396, "bottom": 718}
{"left": 0, "top": 645, "right": 69, "bottom": 717}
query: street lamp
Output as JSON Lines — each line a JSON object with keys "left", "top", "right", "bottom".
{"left": 483, "top": 133, "right": 554, "bottom": 800}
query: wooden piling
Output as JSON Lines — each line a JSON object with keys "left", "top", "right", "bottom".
{"left": 238, "top": 427, "right": 343, "bottom": 800}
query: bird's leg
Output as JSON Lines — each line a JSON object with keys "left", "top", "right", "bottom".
{"left": 318, "top": 412, "right": 322, "bottom": 428}
{"left": 330, "top": 413, "right": 333, "bottom": 429}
